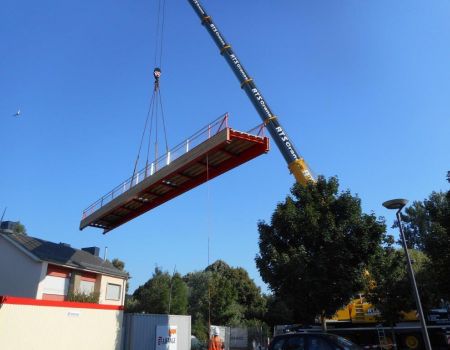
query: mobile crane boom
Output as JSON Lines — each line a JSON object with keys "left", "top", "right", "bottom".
{"left": 187, "top": 0, "right": 315, "bottom": 185}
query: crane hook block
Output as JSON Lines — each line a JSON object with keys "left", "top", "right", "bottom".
{"left": 153, "top": 67, "right": 161, "bottom": 81}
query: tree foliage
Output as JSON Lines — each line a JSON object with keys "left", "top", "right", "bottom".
{"left": 129, "top": 267, "right": 188, "bottom": 315}
{"left": 367, "top": 173, "right": 450, "bottom": 323}
{"left": 206, "top": 261, "right": 267, "bottom": 322}
{"left": 67, "top": 290, "right": 100, "bottom": 303}
{"left": 185, "top": 260, "right": 267, "bottom": 341}
{"left": 400, "top": 177, "right": 450, "bottom": 300}
{"left": 364, "top": 235, "right": 430, "bottom": 325}
{"left": 13, "top": 221, "right": 27, "bottom": 235}
{"left": 255, "top": 176, "right": 386, "bottom": 323}
{"left": 264, "top": 295, "right": 294, "bottom": 326}
{"left": 112, "top": 258, "right": 125, "bottom": 271}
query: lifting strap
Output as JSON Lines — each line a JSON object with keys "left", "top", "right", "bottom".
{"left": 131, "top": 0, "right": 169, "bottom": 181}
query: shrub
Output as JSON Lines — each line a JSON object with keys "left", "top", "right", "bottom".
{"left": 67, "top": 291, "right": 100, "bottom": 303}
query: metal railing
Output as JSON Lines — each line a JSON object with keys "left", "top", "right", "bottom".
{"left": 82, "top": 113, "right": 230, "bottom": 219}
{"left": 246, "top": 123, "right": 266, "bottom": 137}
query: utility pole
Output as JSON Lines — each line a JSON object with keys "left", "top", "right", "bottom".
{"left": 0, "top": 207, "right": 7, "bottom": 226}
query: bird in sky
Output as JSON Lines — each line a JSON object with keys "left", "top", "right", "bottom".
{"left": 13, "top": 109, "right": 21, "bottom": 117}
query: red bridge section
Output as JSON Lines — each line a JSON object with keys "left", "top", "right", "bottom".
{"left": 80, "top": 115, "right": 269, "bottom": 233}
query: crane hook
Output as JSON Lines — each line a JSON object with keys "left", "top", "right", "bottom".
{"left": 153, "top": 67, "right": 161, "bottom": 90}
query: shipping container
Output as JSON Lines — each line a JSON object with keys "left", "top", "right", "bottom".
{"left": 122, "top": 313, "right": 191, "bottom": 350}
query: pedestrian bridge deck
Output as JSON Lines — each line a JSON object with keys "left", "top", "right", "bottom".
{"left": 80, "top": 114, "right": 269, "bottom": 233}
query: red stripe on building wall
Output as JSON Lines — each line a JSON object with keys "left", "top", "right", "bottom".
{"left": 0, "top": 296, "right": 123, "bottom": 310}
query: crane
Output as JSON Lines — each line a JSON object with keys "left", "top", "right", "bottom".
{"left": 187, "top": 0, "right": 315, "bottom": 185}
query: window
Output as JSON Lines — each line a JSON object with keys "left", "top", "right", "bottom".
{"left": 271, "top": 338, "right": 286, "bottom": 350}
{"left": 106, "top": 283, "right": 121, "bottom": 300}
{"left": 270, "top": 336, "right": 305, "bottom": 350}
{"left": 42, "top": 275, "right": 70, "bottom": 296}
{"left": 307, "top": 336, "right": 335, "bottom": 350}
{"left": 324, "top": 335, "right": 361, "bottom": 350}
{"left": 79, "top": 280, "right": 95, "bottom": 294}
{"left": 285, "top": 336, "right": 305, "bottom": 350}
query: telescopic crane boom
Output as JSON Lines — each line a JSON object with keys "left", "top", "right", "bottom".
{"left": 187, "top": 0, "right": 315, "bottom": 185}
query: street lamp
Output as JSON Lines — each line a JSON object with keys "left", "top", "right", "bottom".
{"left": 382, "top": 198, "right": 432, "bottom": 350}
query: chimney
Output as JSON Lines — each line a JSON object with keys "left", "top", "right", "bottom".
{"left": 82, "top": 246, "right": 100, "bottom": 257}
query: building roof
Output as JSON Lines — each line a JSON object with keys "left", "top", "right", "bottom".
{"left": 0, "top": 232, "right": 128, "bottom": 279}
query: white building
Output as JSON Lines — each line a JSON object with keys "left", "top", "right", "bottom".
{"left": 0, "top": 221, "right": 128, "bottom": 306}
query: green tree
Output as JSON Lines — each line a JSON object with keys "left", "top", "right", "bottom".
{"left": 185, "top": 271, "right": 210, "bottom": 341}
{"left": 264, "top": 295, "right": 294, "bottom": 326}
{"left": 255, "top": 176, "right": 386, "bottom": 324}
{"left": 131, "top": 267, "right": 188, "bottom": 315}
{"left": 111, "top": 258, "right": 125, "bottom": 271}
{"left": 13, "top": 221, "right": 27, "bottom": 235}
{"left": 399, "top": 201, "right": 428, "bottom": 249}
{"left": 365, "top": 237, "right": 434, "bottom": 325}
{"left": 205, "top": 261, "right": 267, "bottom": 323}
{"left": 170, "top": 273, "right": 189, "bottom": 315}
{"left": 366, "top": 174, "right": 449, "bottom": 324}
{"left": 400, "top": 183, "right": 450, "bottom": 300}
{"left": 185, "top": 260, "right": 267, "bottom": 340}
{"left": 365, "top": 234, "right": 412, "bottom": 325}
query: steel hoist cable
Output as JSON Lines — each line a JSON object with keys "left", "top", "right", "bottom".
{"left": 206, "top": 154, "right": 212, "bottom": 336}
{"left": 132, "top": 0, "right": 169, "bottom": 181}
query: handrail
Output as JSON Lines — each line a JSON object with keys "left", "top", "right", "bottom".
{"left": 82, "top": 113, "right": 230, "bottom": 219}
{"left": 247, "top": 123, "right": 266, "bottom": 137}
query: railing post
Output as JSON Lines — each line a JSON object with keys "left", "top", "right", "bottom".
{"left": 217, "top": 114, "right": 227, "bottom": 134}
{"left": 259, "top": 124, "right": 264, "bottom": 136}
{"left": 166, "top": 151, "right": 171, "bottom": 165}
{"left": 150, "top": 163, "right": 155, "bottom": 176}
{"left": 186, "top": 139, "right": 190, "bottom": 153}
{"left": 208, "top": 124, "right": 211, "bottom": 138}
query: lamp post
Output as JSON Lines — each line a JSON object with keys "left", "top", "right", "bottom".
{"left": 382, "top": 199, "right": 432, "bottom": 350}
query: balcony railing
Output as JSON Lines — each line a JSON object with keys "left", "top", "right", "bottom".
{"left": 82, "top": 113, "right": 230, "bottom": 219}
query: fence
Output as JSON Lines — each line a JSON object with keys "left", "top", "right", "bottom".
{"left": 0, "top": 296, "right": 123, "bottom": 350}
{"left": 122, "top": 313, "right": 191, "bottom": 350}
{"left": 230, "top": 327, "right": 270, "bottom": 350}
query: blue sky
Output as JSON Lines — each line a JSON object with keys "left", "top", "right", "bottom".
{"left": 1, "top": 0, "right": 449, "bottom": 294}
